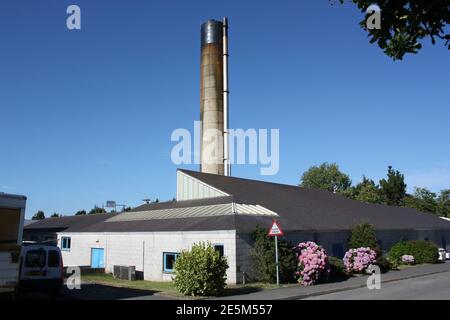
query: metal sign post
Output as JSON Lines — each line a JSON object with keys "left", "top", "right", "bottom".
{"left": 274, "top": 235, "right": 279, "bottom": 286}
{"left": 268, "top": 220, "right": 284, "bottom": 287}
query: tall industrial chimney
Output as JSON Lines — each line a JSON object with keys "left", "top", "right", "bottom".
{"left": 200, "top": 19, "right": 228, "bottom": 176}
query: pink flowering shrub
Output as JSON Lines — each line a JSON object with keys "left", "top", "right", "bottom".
{"left": 294, "top": 241, "right": 330, "bottom": 286}
{"left": 343, "top": 247, "right": 377, "bottom": 273}
{"left": 401, "top": 254, "right": 415, "bottom": 265}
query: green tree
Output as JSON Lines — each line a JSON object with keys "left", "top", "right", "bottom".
{"left": 50, "top": 212, "right": 61, "bottom": 218}
{"left": 300, "top": 162, "right": 351, "bottom": 193}
{"left": 250, "top": 225, "right": 297, "bottom": 283}
{"left": 379, "top": 166, "right": 407, "bottom": 206}
{"left": 32, "top": 211, "right": 45, "bottom": 220}
{"left": 334, "top": 0, "right": 449, "bottom": 60}
{"left": 436, "top": 189, "right": 450, "bottom": 217}
{"left": 75, "top": 210, "right": 86, "bottom": 216}
{"left": 89, "top": 206, "right": 107, "bottom": 215}
{"left": 404, "top": 187, "right": 438, "bottom": 214}
{"left": 353, "top": 176, "right": 384, "bottom": 204}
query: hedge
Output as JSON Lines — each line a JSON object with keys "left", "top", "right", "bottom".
{"left": 388, "top": 240, "right": 439, "bottom": 265}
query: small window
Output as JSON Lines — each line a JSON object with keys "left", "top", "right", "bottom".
{"left": 48, "top": 250, "right": 60, "bottom": 268}
{"left": 163, "top": 252, "right": 179, "bottom": 273}
{"left": 214, "top": 244, "right": 224, "bottom": 257}
{"left": 25, "top": 250, "right": 46, "bottom": 268}
{"left": 61, "top": 237, "right": 71, "bottom": 251}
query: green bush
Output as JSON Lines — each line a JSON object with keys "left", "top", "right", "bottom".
{"left": 328, "top": 257, "right": 349, "bottom": 280}
{"left": 376, "top": 255, "right": 392, "bottom": 273}
{"left": 348, "top": 222, "right": 378, "bottom": 249}
{"left": 173, "top": 242, "right": 228, "bottom": 296}
{"left": 251, "top": 225, "right": 297, "bottom": 283}
{"left": 390, "top": 259, "right": 400, "bottom": 270}
{"left": 388, "top": 240, "right": 439, "bottom": 265}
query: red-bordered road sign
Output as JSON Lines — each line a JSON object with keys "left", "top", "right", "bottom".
{"left": 268, "top": 220, "right": 284, "bottom": 236}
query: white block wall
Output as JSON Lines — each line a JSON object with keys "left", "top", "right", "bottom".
{"left": 57, "top": 230, "right": 238, "bottom": 284}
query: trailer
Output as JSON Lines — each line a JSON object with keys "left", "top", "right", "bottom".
{"left": 0, "top": 193, "right": 26, "bottom": 299}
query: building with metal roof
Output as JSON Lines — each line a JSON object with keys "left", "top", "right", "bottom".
{"left": 26, "top": 169, "right": 450, "bottom": 284}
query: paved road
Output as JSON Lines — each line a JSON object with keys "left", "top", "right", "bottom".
{"left": 304, "top": 271, "right": 450, "bottom": 300}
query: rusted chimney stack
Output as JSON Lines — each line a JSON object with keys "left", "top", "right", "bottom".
{"left": 200, "top": 19, "right": 225, "bottom": 175}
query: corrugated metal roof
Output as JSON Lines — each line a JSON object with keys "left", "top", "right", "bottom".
{"left": 235, "top": 204, "right": 278, "bottom": 217}
{"left": 107, "top": 204, "right": 232, "bottom": 221}
{"left": 106, "top": 202, "right": 279, "bottom": 222}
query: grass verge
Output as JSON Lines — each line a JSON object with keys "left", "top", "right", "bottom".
{"left": 81, "top": 273, "right": 296, "bottom": 299}
{"left": 81, "top": 273, "right": 183, "bottom": 298}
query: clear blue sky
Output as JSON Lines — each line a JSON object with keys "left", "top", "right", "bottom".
{"left": 1, "top": 1, "right": 449, "bottom": 218}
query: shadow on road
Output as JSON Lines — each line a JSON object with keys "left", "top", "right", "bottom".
{"left": 61, "top": 283, "right": 159, "bottom": 300}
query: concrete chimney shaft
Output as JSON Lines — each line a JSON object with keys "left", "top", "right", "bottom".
{"left": 200, "top": 20, "right": 224, "bottom": 175}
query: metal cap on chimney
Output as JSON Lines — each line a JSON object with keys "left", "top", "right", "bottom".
{"left": 201, "top": 20, "right": 223, "bottom": 47}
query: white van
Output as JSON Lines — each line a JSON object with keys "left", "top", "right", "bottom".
{"left": 18, "top": 244, "right": 63, "bottom": 297}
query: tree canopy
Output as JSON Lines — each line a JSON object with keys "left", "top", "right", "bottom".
{"left": 349, "top": 176, "right": 385, "bottom": 204}
{"left": 32, "top": 211, "right": 45, "bottom": 220}
{"left": 88, "top": 206, "right": 107, "bottom": 215}
{"left": 437, "top": 189, "right": 450, "bottom": 217}
{"left": 299, "top": 163, "right": 448, "bottom": 217}
{"left": 300, "top": 162, "right": 352, "bottom": 193}
{"left": 379, "top": 166, "right": 407, "bottom": 206}
{"left": 405, "top": 188, "right": 450, "bottom": 216}
{"left": 335, "top": 0, "right": 450, "bottom": 60}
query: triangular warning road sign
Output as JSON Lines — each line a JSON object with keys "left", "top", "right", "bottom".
{"left": 268, "top": 220, "right": 284, "bottom": 236}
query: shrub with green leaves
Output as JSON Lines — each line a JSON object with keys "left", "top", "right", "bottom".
{"left": 328, "top": 257, "right": 349, "bottom": 280}
{"left": 251, "top": 225, "right": 297, "bottom": 283}
{"left": 388, "top": 240, "right": 439, "bottom": 265}
{"left": 376, "top": 255, "right": 392, "bottom": 273}
{"left": 173, "top": 242, "right": 228, "bottom": 296}
{"left": 348, "top": 222, "right": 377, "bottom": 249}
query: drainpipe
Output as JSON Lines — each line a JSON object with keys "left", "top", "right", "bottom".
{"left": 223, "top": 17, "right": 231, "bottom": 176}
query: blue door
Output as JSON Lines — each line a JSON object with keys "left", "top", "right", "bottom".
{"left": 91, "top": 248, "right": 104, "bottom": 268}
